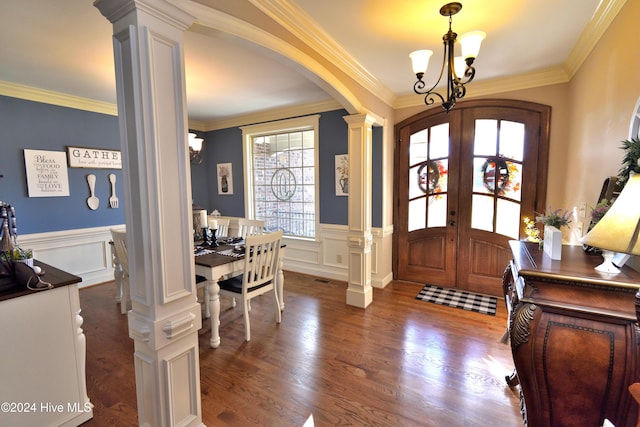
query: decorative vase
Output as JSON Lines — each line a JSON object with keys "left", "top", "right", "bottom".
{"left": 221, "top": 176, "right": 229, "bottom": 193}
{"left": 543, "top": 225, "right": 563, "bottom": 260}
{"left": 15, "top": 257, "right": 34, "bottom": 267}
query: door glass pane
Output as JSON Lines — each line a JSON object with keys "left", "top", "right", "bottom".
{"left": 496, "top": 199, "right": 521, "bottom": 239}
{"left": 409, "top": 164, "right": 423, "bottom": 199}
{"left": 474, "top": 157, "right": 520, "bottom": 198}
{"left": 502, "top": 161, "right": 522, "bottom": 201}
{"left": 429, "top": 124, "right": 449, "bottom": 158}
{"left": 473, "top": 120, "right": 497, "bottom": 156}
{"left": 499, "top": 121, "right": 525, "bottom": 161}
{"left": 473, "top": 157, "right": 493, "bottom": 194}
{"left": 408, "top": 197, "right": 426, "bottom": 232}
{"left": 471, "top": 194, "right": 494, "bottom": 232}
{"left": 411, "top": 160, "right": 448, "bottom": 198}
{"left": 427, "top": 195, "right": 447, "bottom": 227}
{"left": 409, "top": 129, "right": 428, "bottom": 166}
{"left": 431, "top": 159, "right": 448, "bottom": 194}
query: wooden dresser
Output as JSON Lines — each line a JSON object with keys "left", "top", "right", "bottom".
{"left": 504, "top": 241, "right": 640, "bottom": 427}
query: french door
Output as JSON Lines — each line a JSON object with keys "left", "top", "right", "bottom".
{"left": 394, "top": 100, "right": 550, "bottom": 296}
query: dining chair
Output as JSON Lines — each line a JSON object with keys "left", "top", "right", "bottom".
{"left": 217, "top": 230, "right": 283, "bottom": 341}
{"left": 237, "top": 218, "right": 264, "bottom": 238}
{"left": 210, "top": 217, "right": 230, "bottom": 238}
{"left": 110, "top": 227, "right": 129, "bottom": 314}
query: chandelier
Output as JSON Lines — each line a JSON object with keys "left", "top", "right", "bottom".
{"left": 188, "top": 132, "right": 204, "bottom": 164}
{"left": 410, "top": 2, "right": 485, "bottom": 112}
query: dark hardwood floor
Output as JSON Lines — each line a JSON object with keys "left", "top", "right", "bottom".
{"left": 80, "top": 272, "right": 522, "bottom": 426}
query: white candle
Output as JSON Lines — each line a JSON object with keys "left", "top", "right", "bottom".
{"left": 199, "top": 210, "right": 207, "bottom": 228}
{"left": 209, "top": 219, "right": 218, "bottom": 230}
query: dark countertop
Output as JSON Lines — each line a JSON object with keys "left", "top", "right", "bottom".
{"left": 0, "top": 260, "right": 82, "bottom": 302}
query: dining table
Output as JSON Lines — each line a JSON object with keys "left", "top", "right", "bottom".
{"left": 194, "top": 240, "right": 285, "bottom": 348}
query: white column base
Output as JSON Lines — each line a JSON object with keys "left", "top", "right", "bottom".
{"left": 346, "top": 284, "right": 373, "bottom": 308}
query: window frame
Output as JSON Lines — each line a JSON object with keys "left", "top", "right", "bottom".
{"left": 241, "top": 115, "right": 320, "bottom": 241}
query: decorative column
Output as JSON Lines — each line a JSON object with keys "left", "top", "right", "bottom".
{"left": 343, "top": 114, "right": 376, "bottom": 308}
{"left": 94, "top": 1, "right": 204, "bottom": 426}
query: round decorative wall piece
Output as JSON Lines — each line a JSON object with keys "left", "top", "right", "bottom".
{"left": 481, "top": 157, "right": 510, "bottom": 193}
{"left": 417, "top": 160, "right": 440, "bottom": 194}
{"left": 271, "top": 168, "right": 296, "bottom": 201}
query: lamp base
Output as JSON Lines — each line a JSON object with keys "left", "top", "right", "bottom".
{"left": 594, "top": 250, "right": 621, "bottom": 274}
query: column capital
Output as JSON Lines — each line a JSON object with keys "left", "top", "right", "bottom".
{"left": 342, "top": 112, "right": 379, "bottom": 127}
{"left": 95, "top": 0, "right": 195, "bottom": 30}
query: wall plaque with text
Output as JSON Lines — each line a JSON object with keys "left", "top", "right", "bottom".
{"left": 67, "top": 146, "right": 122, "bottom": 169}
{"left": 24, "top": 149, "right": 70, "bottom": 197}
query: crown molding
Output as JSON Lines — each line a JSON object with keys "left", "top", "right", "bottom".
{"left": 0, "top": 81, "right": 118, "bottom": 116}
{"left": 200, "top": 99, "right": 342, "bottom": 131}
{"left": 564, "top": 0, "right": 627, "bottom": 77}
{"left": 248, "top": 0, "right": 396, "bottom": 108}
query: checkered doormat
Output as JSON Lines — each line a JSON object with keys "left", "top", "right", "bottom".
{"left": 416, "top": 284, "right": 498, "bottom": 316}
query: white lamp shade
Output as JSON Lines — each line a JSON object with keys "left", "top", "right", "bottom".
{"left": 458, "top": 31, "right": 486, "bottom": 60}
{"left": 188, "top": 132, "right": 204, "bottom": 152}
{"left": 581, "top": 173, "right": 640, "bottom": 255}
{"left": 410, "top": 50, "right": 433, "bottom": 75}
{"left": 453, "top": 56, "right": 466, "bottom": 79}
{"left": 190, "top": 138, "right": 203, "bottom": 152}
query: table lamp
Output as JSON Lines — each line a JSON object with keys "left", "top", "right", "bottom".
{"left": 580, "top": 173, "right": 640, "bottom": 273}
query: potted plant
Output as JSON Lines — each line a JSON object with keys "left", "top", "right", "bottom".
{"left": 535, "top": 207, "right": 572, "bottom": 229}
{"left": 13, "top": 247, "right": 33, "bottom": 267}
{"left": 535, "top": 207, "right": 571, "bottom": 260}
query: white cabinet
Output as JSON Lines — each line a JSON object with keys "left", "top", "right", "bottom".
{"left": 0, "top": 268, "right": 92, "bottom": 427}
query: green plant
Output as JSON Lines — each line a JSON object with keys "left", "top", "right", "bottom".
{"left": 590, "top": 198, "right": 612, "bottom": 224}
{"left": 617, "top": 137, "right": 640, "bottom": 186}
{"left": 13, "top": 247, "right": 32, "bottom": 260}
{"left": 523, "top": 217, "right": 540, "bottom": 242}
{"left": 535, "top": 207, "right": 572, "bottom": 229}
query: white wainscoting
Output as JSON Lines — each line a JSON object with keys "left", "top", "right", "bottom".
{"left": 17, "top": 222, "right": 394, "bottom": 290}
{"left": 283, "top": 223, "right": 394, "bottom": 288}
{"left": 18, "top": 225, "right": 121, "bottom": 288}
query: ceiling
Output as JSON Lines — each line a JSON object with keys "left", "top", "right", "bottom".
{"left": 0, "top": 0, "right": 618, "bottom": 129}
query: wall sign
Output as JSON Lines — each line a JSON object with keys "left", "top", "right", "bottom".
{"left": 24, "top": 149, "right": 70, "bottom": 197}
{"left": 67, "top": 146, "right": 122, "bottom": 169}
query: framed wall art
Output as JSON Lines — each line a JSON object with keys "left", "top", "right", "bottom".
{"left": 24, "top": 149, "right": 70, "bottom": 197}
{"left": 217, "top": 163, "right": 233, "bottom": 195}
{"left": 335, "top": 154, "right": 348, "bottom": 196}
{"left": 67, "top": 146, "right": 122, "bottom": 169}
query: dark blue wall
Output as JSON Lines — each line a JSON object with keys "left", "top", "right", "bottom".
{"left": 204, "top": 127, "right": 245, "bottom": 217}
{"left": 0, "top": 96, "right": 125, "bottom": 234}
{"left": 1, "top": 97, "right": 383, "bottom": 234}
{"left": 372, "top": 126, "right": 382, "bottom": 227}
{"left": 318, "top": 110, "right": 349, "bottom": 225}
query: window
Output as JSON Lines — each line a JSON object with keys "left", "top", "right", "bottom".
{"left": 242, "top": 115, "right": 319, "bottom": 239}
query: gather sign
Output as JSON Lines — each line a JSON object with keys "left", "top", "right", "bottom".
{"left": 67, "top": 146, "right": 122, "bottom": 169}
